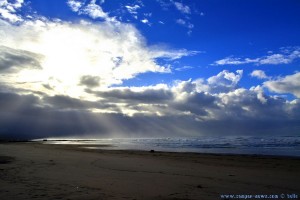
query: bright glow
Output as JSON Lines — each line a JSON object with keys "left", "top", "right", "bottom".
{"left": 1, "top": 19, "right": 193, "bottom": 99}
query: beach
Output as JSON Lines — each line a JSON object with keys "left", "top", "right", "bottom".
{"left": 0, "top": 142, "right": 299, "bottom": 200}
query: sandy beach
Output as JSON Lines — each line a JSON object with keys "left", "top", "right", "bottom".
{"left": 0, "top": 142, "right": 299, "bottom": 200}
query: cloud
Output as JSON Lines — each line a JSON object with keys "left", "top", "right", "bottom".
{"left": 43, "top": 94, "right": 119, "bottom": 112}
{"left": 175, "top": 18, "right": 194, "bottom": 34}
{"left": 173, "top": 1, "right": 191, "bottom": 14}
{"left": 207, "top": 70, "right": 243, "bottom": 86}
{"left": 125, "top": 5, "right": 141, "bottom": 15}
{"left": 2, "top": 70, "right": 300, "bottom": 140}
{"left": 44, "top": 95, "right": 87, "bottom": 110}
{"left": 207, "top": 70, "right": 243, "bottom": 93}
{"left": 81, "top": 2, "right": 109, "bottom": 20}
{"left": 0, "top": 45, "right": 43, "bottom": 73}
{"left": 144, "top": 13, "right": 152, "bottom": 17}
{"left": 174, "top": 65, "right": 194, "bottom": 71}
{"left": 79, "top": 75, "right": 101, "bottom": 88}
{"left": 156, "top": 0, "right": 194, "bottom": 34}
{"left": 250, "top": 70, "right": 269, "bottom": 79}
{"left": 156, "top": 0, "right": 172, "bottom": 10}
{"left": 67, "top": 0, "right": 114, "bottom": 21}
{"left": 213, "top": 47, "right": 300, "bottom": 66}
{"left": 213, "top": 57, "right": 255, "bottom": 65}
{"left": 176, "top": 18, "right": 185, "bottom": 25}
{"left": 264, "top": 72, "right": 300, "bottom": 98}
{"left": 67, "top": 0, "right": 84, "bottom": 12}
{"left": 1, "top": 1, "right": 300, "bottom": 140}
{"left": 212, "top": 88, "right": 300, "bottom": 135}
{"left": 0, "top": 92, "right": 113, "bottom": 140}
{"left": 149, "top": 47, "right": 199, "bottom": 60}
{"left": 141, "top": 18, "right": 151, "bottom": 26}
{"left": 0, "top": 18, "right": 196, "bottom": 98}
{"left": 259, "top": 54, "right": 293, "bottom": 65}
{"left": 91, "top": 84, "right": 173, "bottom": 104}
{"left": 0, "top": 0, "right": 24, "bottom": 23}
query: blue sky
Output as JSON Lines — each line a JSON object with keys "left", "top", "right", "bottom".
{"left": 0, "top": 0, "right": 300, "bottom": 139}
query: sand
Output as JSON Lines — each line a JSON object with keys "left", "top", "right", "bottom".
{"left": 0, "top": 142, "right": 299, "bottom": 200}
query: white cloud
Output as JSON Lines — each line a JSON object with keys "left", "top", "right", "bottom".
{"left": 83, "top": 70, "right": 300, "bottom": 124}
{"left": 81, "top": 2, "right": 109, "bottom": 19}
{"left": 167, "top": 70, "right": 244, "bottom": 99}
{"left": 176, "top": 18, "right": 186, "bottom": 25}
{"left": 176, "top": 18, "right": 194, "bottom": 35}
{"left": 125, "top": 5, "right": 140, "bottom": 15}
{"left": 0, "top": 0, "right": 24, "bottom": 23}
{"left": 141, "top": 18, "right": 151, "bottom": 26}
{"left": 149, "top": 48, "right": 199, "bottom": 60}
{"left": 264, "top": 72, "right": 300, "bottom": 98}
{"left": 67, "top": 0, "right": 114, "bottom": 22}
{"left": 250, "top": 70, "right": 269, "bottom": 79}
{"left": 259, "top": 54, "right": 293, "bottom": 65}
{"left": 174, "top": 1, "right": 191, "bottom": 14}
{"left": 213, "top": 47, "right": 300, "bottom": 66}
{"left": 250, "top": 85, "right": 268, "bottom": 104}
{"left": 207, "top": 70, "right": 243, "bottom": 88}
{"left": 0, "top": 18, "right": 197, "bottom": 98}
{"left": 213, "top": 57, "right": 257, "bottom": 65}
{"left": 67, "top": 0, "right": 83, "bottom": 12}
{"left": 175, "top": 65, "right": 194, "bottom": 71}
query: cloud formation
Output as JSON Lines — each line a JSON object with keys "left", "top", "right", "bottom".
{"left": 1, "top": 69, "right": 300, "bottom": 140}
{"left": 0, "top": 0, "right": 300, "bottom": 140}
{"left": 156, "top": 0, "right": 194, "bottom": 34}
{"left": 173, "top": 2, "right": 191, "bottom": 14}
{"left": 213, "top": 47, "right": 300, "bottom": 65}
{"left": 250, "top": 70, "right": 269, "bottom": 79}
{"left": 67, "top": 0, "right": 113, "bottom": 21}
{"left": 0, "top": 0, "right": 24, "bottom": 22}
{"left": 125, "top": 5, "right": 141, "bottom": 15}
{"left": 264, "top": 72, "right": 300, "bottom": 98}
{"left": 207, "top": 70, "right": 243, "bottom": 93}
{"left": 0, "top": 45, "right": 43, "bottom": 73}
{"left": 0, "top": 16, "right": 196, "bottom": 98}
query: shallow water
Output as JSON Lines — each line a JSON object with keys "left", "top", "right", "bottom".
{"left": 41, "top": 136, "right": 300, "bottom": 157}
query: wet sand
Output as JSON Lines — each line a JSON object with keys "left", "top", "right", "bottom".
{"left": 0, "top": 142, "right": 299, "bottom": 200}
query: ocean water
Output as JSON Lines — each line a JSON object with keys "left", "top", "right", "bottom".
{"left": 42, "top": 136, "right": 300, "bottom": 157}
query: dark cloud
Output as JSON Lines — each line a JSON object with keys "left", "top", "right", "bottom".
{"left": 1, "top": 82, "right": 300, "bottom": 140}
{"left": 171, "top": 92, "right": 217, "bottom": 116}
{"left": 79, "top": 75, "right": 101, "bottom": 88}
{"left": 90, "top": 87, "right": 173, "bottom": 103}
{"left": 43, "top": 94, "right": 120, "bottom": 111}
{"left": 1, "top": 70, "right": 300, "bottom": 140}
{"left": 0, "top": 92, "right": 110, "bottom": 140}
{"left": 0, "top": 46, "right": 43, "bottom": 73}
{"left": 43, "top": 95, "right": 86, "bottom": 109}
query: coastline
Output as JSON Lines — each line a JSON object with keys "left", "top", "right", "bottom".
{"left": 1, "top": 142, "right": 299, "bottom": 200}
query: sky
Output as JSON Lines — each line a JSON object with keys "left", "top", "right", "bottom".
{"left": 0, "top": 0, "right": 300, "bottom": 140}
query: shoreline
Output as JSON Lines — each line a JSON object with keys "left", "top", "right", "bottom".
{"left": 1, "top": 142, "right": 300, "bottom": 200}
{"left": 2, "top": 140, "right": 300, "bottom": 159}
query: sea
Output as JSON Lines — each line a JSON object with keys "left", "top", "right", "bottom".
{"left": 41, "top": 136, "right": 300, "bottom": 157}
